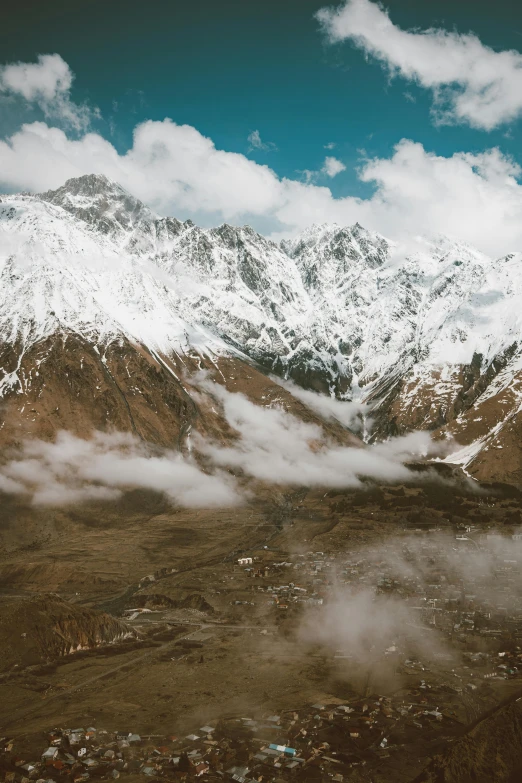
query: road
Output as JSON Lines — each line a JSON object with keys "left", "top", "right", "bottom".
{"left": 2, "top": 624, "right": 205, "bottom": 730}
{"left": 2, "top": 619, "right": 275, "bottom": 730}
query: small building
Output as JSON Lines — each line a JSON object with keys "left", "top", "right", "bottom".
{"left": 269, "top": 744, "right": 296, "bottom": 757}
{"left": 238, "top": 557, "right": 253, "bottom": 566}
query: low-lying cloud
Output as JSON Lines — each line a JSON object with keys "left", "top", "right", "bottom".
{"left": 298, "top": 530, "right": 522, "bottom": 674}
{"left": 0, "top": 430, "right": 240, "bottom": 507}
{"left": 0, "top": 380, "right": 447, "bottom": 507}
{"left": 197, "top": 379, "right": 444, "bottom": 490}
{"left": 273, "top": 376, "right": 367, "bottom": 430}
{"left": 299, "top": 585, "right": 449, "bottom": 669}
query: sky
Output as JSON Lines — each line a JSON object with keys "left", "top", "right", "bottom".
{"left": 2, "top": 0, "right": 522, "bottom": 253}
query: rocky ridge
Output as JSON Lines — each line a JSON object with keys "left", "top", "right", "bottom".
{"left": 1, "top": 174, "right": 522, "bottom": 482}
{"left": 0, "top": 594, "right": 135, "bottom": 672}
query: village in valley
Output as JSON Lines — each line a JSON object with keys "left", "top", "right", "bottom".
{"left": 3, "top": 509, "right": 522, "bottom": 783}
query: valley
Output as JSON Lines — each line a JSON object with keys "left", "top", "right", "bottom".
{"left": 2, "top": 479, "right": 522, "bottom": 782}
{"left": 2, "top": 173, "right": 522, "bottom": 782}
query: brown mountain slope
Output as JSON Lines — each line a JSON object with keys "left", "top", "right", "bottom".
{"left": 0, "top": 334, "right": 360, "bottom": 450}
{"left": 364, "top": 350, "right": 522, "bottom": 486}
{"left": 0, "top": 594, "right": 135, "bottom": 673}
{"left": 0, "top": 334, "right": 363, "bottom": 584}
{"left": 438, "top": 368, "right": 522, "bottom": 485}
{"left": 0, "top": 334, "right": 197, "bottom": 449}
{"left": 412, "top": 694, "right": 522, "bottom": 783}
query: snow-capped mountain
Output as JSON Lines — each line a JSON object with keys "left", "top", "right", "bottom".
{"left": 2, "top": 173, "right": 522, "bottom": 483}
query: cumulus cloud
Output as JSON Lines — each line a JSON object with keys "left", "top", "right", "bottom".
{"left": 3, "top": 57, "right": 522, "bottom": 254}
{"left": 322, "top": 155, "right": 346, "bottom": 177}
{"left": 247, "top": 129, "right": 277, "bottom": 152}
{"left": 296, "top": 156, "right": 346, "bottom": 185}
{"left": 0, "top": 430, "right": 241, "bottom": 507}
{"left": 0, "top": 54, "right": 95, "bottom": 131}
{"left": 197, "top": 379, "right": 442, "bottom": 488}
{"left": 2, "top": 118, "right": 522, "bottom": 255}
{"left": 316, "top": 0, "right": 522, "bottom": 130}
{"left": 0, "top": 120, "right": 283, "bottom": 219}
{"left": 356, "top": 141, "right": 522, "bottom": 254}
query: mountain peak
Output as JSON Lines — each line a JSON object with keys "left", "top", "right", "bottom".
{"left": 38, "top": 173, "right": 156, "bottom": 235}
{"left": 2, "top": 178, "right": 522, "bottom": 488}
{"left": 44, "top": 173, "right": 123, "bottom": 200}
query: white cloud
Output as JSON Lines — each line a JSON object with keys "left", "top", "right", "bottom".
{"left": 0, "top": 430, "right": 241, "bottom": 508}
{"left": 0, "top": 54, "right": 72, "bottom": 103}
{"left": 0, "top": 54, "right": 94, "bottom": 131}
{"left": 0, "top": 383, "right": 446, "bottom": 506}
{"left": 3, "top": 56, "right": 522, "bottom": 255}
{"left": 296, "top": 156, "right": 346, "bottom": 184}
{"left": 322, "top": 155, "right": 346, "bottom": 177}
{"left": 2, "top": 118, "right": 522, "bottom": 255}
{"left": 196, "top": 380, "right": 443, "bottom": 488}
{"left": 247, "top": 129, "right": 277, "bottom": 152}
{"left": 299, "top": 585, "right": 449, "bottom": 667}
{"left": 274, "top": 376, "right": 366, "bottom": 430}
{"left": 0, "top": 120, "right": 283, "bottom": 217}
{"left": 299, "top": 531, "right": 522, "bottom": 669}
{"left": 316, "top": 0, "right": 522, "bottom": 130}
{"left": 356, "top": 141, "right": 522, "bottom": 254}
{"left": 324, "top": 142, "right": 336, "bottom": 149}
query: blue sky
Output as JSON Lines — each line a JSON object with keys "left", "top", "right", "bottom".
{"left": 1, "top": 0, "right": 521, "bottom": 195}
{"left": 2, "top": 0, "right": 522, "bottom": 254}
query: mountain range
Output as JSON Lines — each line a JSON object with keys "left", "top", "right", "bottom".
{"left": 1, "top": 173, "right": 522, "bottom": 485}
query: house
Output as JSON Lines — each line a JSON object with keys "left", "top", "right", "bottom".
{"left": 238, "top": 557, "right": 253, "bottom": 566}
{"left": 269, "top": 744, "right": 296, "bottom": 756}
{"left": 42, "top": 748, "right": 59, "bottom": 763}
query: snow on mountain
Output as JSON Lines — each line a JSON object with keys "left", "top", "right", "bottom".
{"left": 39, "top": 173, "right": 156, "bottom": 237}
{"left": 2, "top": 173, "right": 522, "bottom": 481}
{"left": 282, "top": 223, "right": 521, "bottom": 415}
{"left": 0, "top": 193, "right": 222, "bottom": 372}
